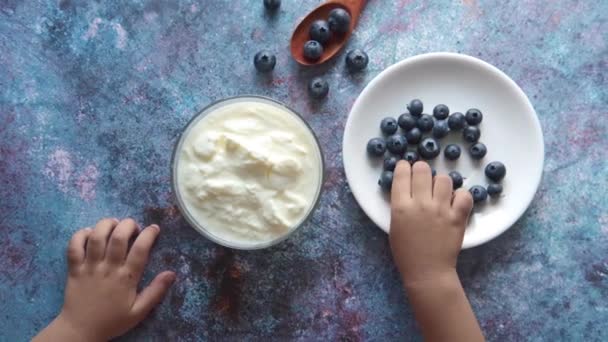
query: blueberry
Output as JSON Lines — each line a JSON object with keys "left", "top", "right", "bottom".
{"left": 386, "top": 134, "right": 407, "bottom": 154}
{"left": 418, "top": 138, "right": 441, "bottom": 159}
{"left": 485, "top": 161, "right": 506, "bottom": 182}
{"left": 433, "top": 104, "right": 450, "bottom": 120}
{"left": 465, "top": 108, "right": 483, "bottom": 125}
{"left": 432, "top": 120, "right": 449, "bottom": 139}
{"left": 449, "top": 171, "right": 463, "bottom": 189}
{"left": 463, "top": 125, "right": 481, "bottom": 143}
{"left": 380, "top": 117, "right": 398, "bottom": 135}
{"left": 309, "top": 20, "right": 331, "bottom": 44}
{"left": 345, "top": 49, "right": 369, "bottom": 71}
{"left": 447, "top": 112, "right": 466, "bottom": 130}
{"left": 366, "top": 137, "right": 386, "bottom": 157}
{"left": 487, "top": 183, "right": 503, "bottom": 197}
{"left": 308, "top": 77, "right": 329, "bottom": 99}
{"left": 407, "top": 99, "right": 424, "bottom": 117}
{"left": 416, "top": 114, "right": 434, "bottom": 132}
{"left": 444, "top": 144, "right": 461, "bottom": 160}
{"left": 398, "top": 113, "right": 416, "bottom": 130}
{"left": 263, "top": 0, "right": 281, "bottom": 10}
{"left": 469, "top": 185, "right": 488, "bottom": 203}
{"left": 404, "top": 151, "right": 419, "bottom": 164}
{"left": 378, "top": 171, "right": 394, "bottom": 192}
{"left": 328, "top": 8, "right": 351, "bottom": 34}
{"left": 469, "top": 142, "right": 487, "bottom": 160}
{"left": 384, "top": 156, "right": 399, "bottom": 171}
{"left": 303, "top": 40, "right": 323, "bottom": 61}
{"left": 404, "top": 127, "right": 422, "bottom": 144}
{"left": 253, "top": 50, "right": 276, "bottom": 72}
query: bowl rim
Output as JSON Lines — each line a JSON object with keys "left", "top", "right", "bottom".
{"left": 171, "top": 95, "right": 326, "bottom": 250}
{"left": 342, "top": 52, "right": 545, "bottom": 249}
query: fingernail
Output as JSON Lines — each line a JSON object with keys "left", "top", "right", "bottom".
{"left": 166, "top": 272, "right": 177, "bottom": 283}
{"left": 150, "top": 224, "right": 160, "bottom": 231}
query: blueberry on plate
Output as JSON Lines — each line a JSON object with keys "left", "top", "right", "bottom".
{"left": 386, "top": 134, "right": 407, "bottom": 154}
{"left": 465, "top": 108, "right": 483, "bottom": 125}
{"left": 485, "top": 161, "right": 506, "bottom": 182}
{"left": 366, "top": 137, "right": 386, "bottom": 157}
{"left": 398, "top": 113, "right": 417, "bottom": 131}
{"left": 469, "top": 142, "right": 487, "bottom": 160}
{"left": 303, "top": 40, "right": 323, "bottom": 61}
{"left": 449, "top": 171, "right": 463, "bottom": 189}
{"left": 448, "top": 112, "right": 466, "bottom": 130}
{"left": 384, "top": 156, "right": 399, "bottom": 171}
{"left": 487, "top": 183, "right": 503, "bottom": 197}
{"left": 433, "top": 104, "right": 450, "bottom": 120}
{"left": 463, "top": 125, "right": 481, "bottom": 143}
{"left": 309, "top": 20, "right": 331, "bottom": 44}
{"left": 263, "top": 0, "right": 281, "bottom": 10}
{"left": 418, "top": 138, "right": 441, "bottom": 159}
{"left": 345, "top": 49, "right": 369, "bottom": 71}
{"left": 407, "top": 99, "right": 424, "bottom": 117}
{"left": 417, "top": 114, "right": 434, "bottom": 132}
{"left": 308, "top": 77, "right": 329, "bottom": 99}
{"left": 444, "top": 144, "right": 461, "bottom": 160}
{"left": 432, "top": 120, "right": 449, "bottom": 139}
{"left": 328, "top": 8, "right": 351, "bottom": 34}
{"left": 404, "top": 127, "right": 422, "bottom": 144}
{"left": 469, "top": 185, "right": 488, "bottom": 203}
{"left": 253, "top": 50, "right": 276, "bottom": 72}
{"left": 378, "top": 171, "right": 394, "bottom": 192}
{"left": 380, "top": 117, "right": 398, "bottom": 135}
{"left": 404, "top": 151, "right": 419, "bottom": 164}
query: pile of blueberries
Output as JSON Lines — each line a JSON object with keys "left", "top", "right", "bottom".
{"left": 366, "top": 99, "right": 507, "bottom": 204}
{"left": 254, "top": 1, "right": 369, "bottom": 100}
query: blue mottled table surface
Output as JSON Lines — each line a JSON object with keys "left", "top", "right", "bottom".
{"left": 1, "top": 0, "right": 607, "bottom": 341}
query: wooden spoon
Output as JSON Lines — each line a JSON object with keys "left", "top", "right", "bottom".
{"left": 290, "top": 0, "right": 367, "bottom": 66}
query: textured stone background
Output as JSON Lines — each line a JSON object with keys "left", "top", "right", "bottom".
{"left": 1, "top": 0, "right": 607, "bottom": 341}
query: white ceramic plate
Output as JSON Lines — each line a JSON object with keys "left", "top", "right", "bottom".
{"left": 343, "top": 52, "right": 544, "bottom": 248}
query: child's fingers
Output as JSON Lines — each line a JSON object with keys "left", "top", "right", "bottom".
{"left": 86, "top": 218, "right": 119, "bottom": 263}
{"left": 130, "top": 271, "right": 176, "bottom": 321}
{"left": 411, "top": 161, "right": 432, "bottom": 200}
{"left": 391, "top": 161, "right": 412, "bottom": 204}
{"left": 451, "top": 189, "right": 474, "bottom": 225}
{"left": 106, "top": 218, "right": 139, "bottom": 265}
{"left": 125, "top": 225, "right": 160, "bottom": 277}
{"left": 67, "top": 228, "right": 92, "bottom": 271}
{"left": 433, "top": 174, "right": 453, "bottom": 206}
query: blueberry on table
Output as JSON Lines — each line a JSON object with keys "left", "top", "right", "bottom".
{"left": 404, "top": 151, "right": 419, "bottom": 164}
{"left": 465, "top": 108, "right": 483, "bottom": 125}
{"left": 328, "top": 8, "right": 351, "bottom": 34}
{"left": 345, "top": 49, "right": 369, "bottom": 71}
{"left": 308, "top": 77, "right": 329, "bottom": 99}
{"left": 417, "top": 114, "right": 434, "bottom": 132}
{"left": 378, "top": 171, "right": 394, "bottom": 192}
{"left": 432, "top": 120, "right": 449, "bottom": 139}
{"left": 384, "top": 156, "right": 399, "bottom": 171}
{"left": 448, "top": 112, "right": 466, "bottom": 130}
{"left": 366, "top": 137, "right": 386, "bottom": 157}
{"left": 303, "top": 40, "right": 323, "bottom": 61}
{"left": 487, "top": 183, "right": 503, "bottom": 197}
{"left": 449, "top": 171, "right": 463, "bottom": 189}
{"left": 407, "top": 99, "right": 424, "bottom": 117}
{"left": 444, "top": 144, "right": 461, "bottom": 160}
{"left": 380, "top": 117, "right": 398, "bottom": 135}
{"left": 398, "top": 113, "right": 417, "bottom": 131}
{"left": 386, "top": 134, "right": 407, "bottom": 154}
{"left": 418, "top": 138, "right": 441, "bottom": 159}
{"left": 253, "top": 51, "right": 276, "bottom": 72}
{"left": 404, "top": 127, "right": 422, "bottom": 145}
{"left": 463, "top": 125, "right": 481, "bottom": 143}
{"left": 264, "top": 0, "right": 281, "bottom": 10}
{"left": 485, "top": 161, "right": 506, "bottom": 182}
{"left": 469, "top": 142, "right": 487, "bottom": 160}
{"left": 309, "top": 20, "right": 331, "bottom": 44}
{"left": 469, "top": 185, "right": 488, "bottom": 203}
{"left": 433, "top": 104, "right": 450, "bottom": 120}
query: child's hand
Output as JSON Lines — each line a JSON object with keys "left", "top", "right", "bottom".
{"left": 34, "top": 218, "right": 175, "bottom": 342}
{"left": 389, "top": 161, "right": 473, "bottom": 287}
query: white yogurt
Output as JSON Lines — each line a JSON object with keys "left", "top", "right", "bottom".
{"left": 175, "top": 98, "right": 323, "bottom": 248}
